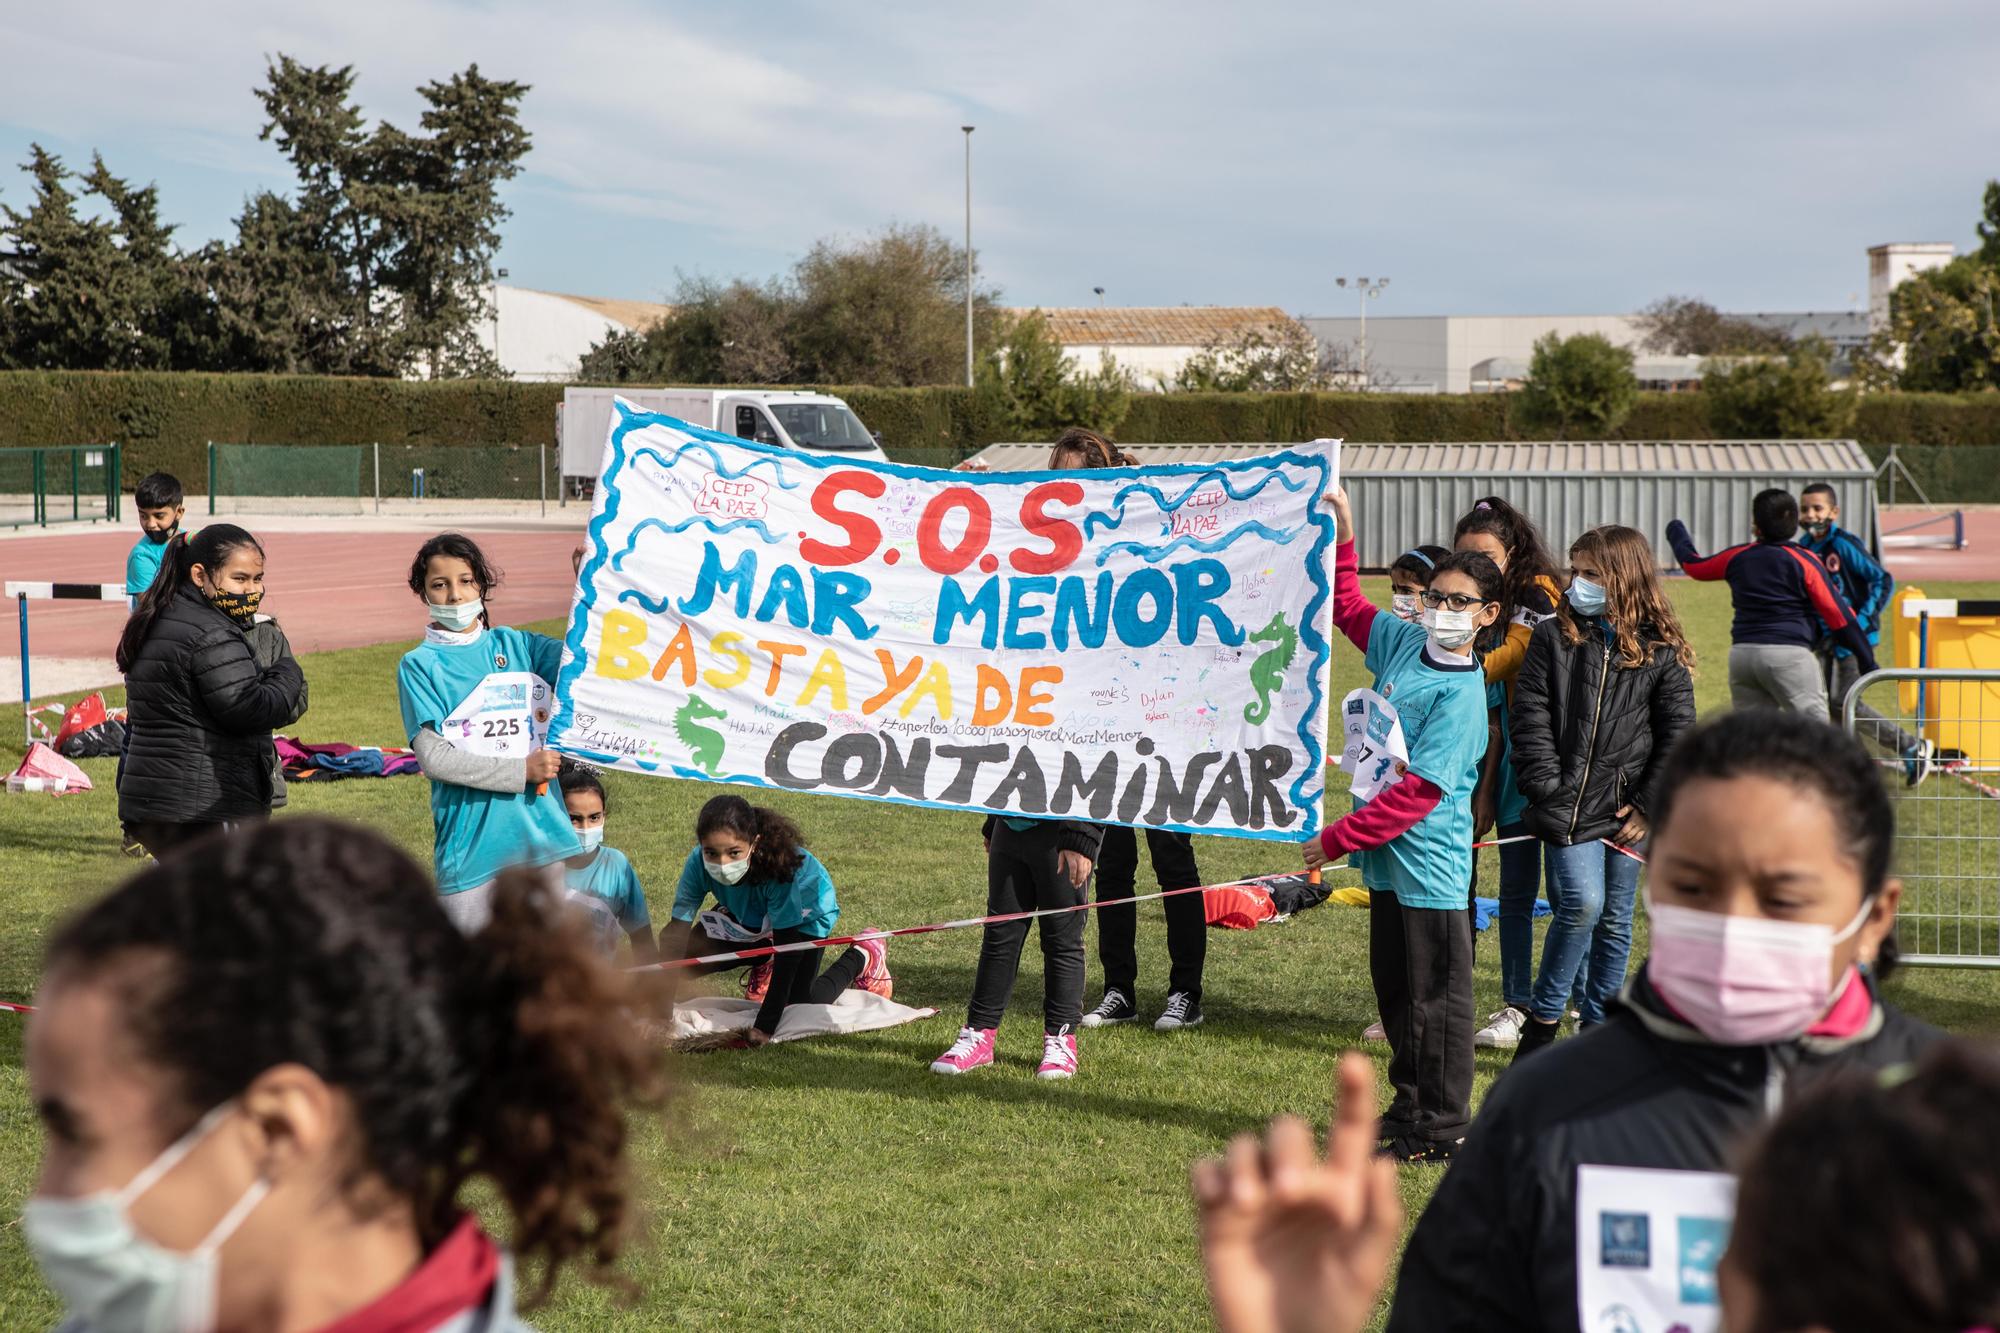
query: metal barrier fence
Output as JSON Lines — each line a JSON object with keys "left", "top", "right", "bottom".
{"left": 208, "top": 442, "right": 556, "bottom": 517}
{"left": 0, "top": 444, "right": 122, "bottom": 528}
{"left": 1844, "top": 667, "right": 2000, "bottom": 967}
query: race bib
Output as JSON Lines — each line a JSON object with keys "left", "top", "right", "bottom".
{"left": 698, "top": 908, "right": 771, "bottom": 942}
{"left": 1575, "top": 1165, "right": 1735, "bottom": 1333}
{"left": 443, "top": 672, "right": 554, "bottom": 759}
{"left": 1336, "top": 687, "right": 1409, "bottom": 802}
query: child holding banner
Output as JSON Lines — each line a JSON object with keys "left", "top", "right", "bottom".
{"left": 1036, "top": 428, "right": 1213, "bottom": 1036}
{"left": 399, "top": 533, "right": 579, "bottom": 933}
{"left": 1308, "top": 488, "right": 1497, "bottom": 1164}
{"left": 665, "top": 795, "right": 891, "bottom": 1042}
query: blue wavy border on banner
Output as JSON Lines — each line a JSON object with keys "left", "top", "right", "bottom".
{"left": 548, "top": 402, "right": 1337, "bottom": 841}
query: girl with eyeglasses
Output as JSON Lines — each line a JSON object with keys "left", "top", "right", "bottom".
{"left": 1305, "top": 489, "right": 1502, "bottom": 1163}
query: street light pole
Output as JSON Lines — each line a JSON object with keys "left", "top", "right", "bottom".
{"left": 962, "top": 125, "right": 975, "bottom": 388}
{"left": 493, "top": 267, "right": 509, "bottom": 371}
{"left": 1334, "top": 276, "right": 1389, "bottom": 389}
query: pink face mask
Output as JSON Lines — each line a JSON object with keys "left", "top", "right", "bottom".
{"left": 1646, "top": 897, "right": 1872, "bottom": 1045}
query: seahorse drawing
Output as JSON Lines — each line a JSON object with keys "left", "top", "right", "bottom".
{"left": 675, "top": 695, "right": 728, "bottom": 775}
{"left": 1243, "top": 614, "right": 1299, "bottom": 724}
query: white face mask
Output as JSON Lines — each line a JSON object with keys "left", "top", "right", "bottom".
{"left": 1390, "top": 592, "right": 1422, "bottom": 622}
{"left": 427, "top": 598, "right": 484, "bottom": 632}
{"left": 1422, "top": 606, "right": 1481, "bottom": 651}
{"left": 705, "top": 855, "right": 751, "bottom": 885}
{"left": 577, "top": 825, "right": 605, "bottom": 851}
{"left": 24, "top": 1103, "right": 270, "bottom": 1333}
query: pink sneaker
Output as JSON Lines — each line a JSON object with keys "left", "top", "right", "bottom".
{"left": 1037, "top": 1029, "right": 1079, "bottom": 1081}
{"left": 930, "top": 1026, "right": 996, "bottom": 1075}
{"left": 854, "top": 931, "right": 894, "bottom": 1000}
{"left": 743, "top": 955, "right": 773, "bottom": 1003}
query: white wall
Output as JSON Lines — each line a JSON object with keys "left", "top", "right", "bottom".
{"left": 1060, "top": 342, "right": 1208, "bottom": 390}
{"left": 472, "top": 286, "right": 626, "bottom": 382}
{"left": 1868, "top": 243, "right": 1957, "bottom": 333}
{"left": 1303, "top": 314, "right": 1645, "bottom": 393}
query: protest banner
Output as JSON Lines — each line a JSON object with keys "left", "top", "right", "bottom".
{"left": 547, "top": 398, "right": 1339, "bottom": 840}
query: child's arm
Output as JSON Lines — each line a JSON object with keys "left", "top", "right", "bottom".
{"left": 1470, "top": 706, "right": 1503, "bottom": 838}
{"left": 1664, "top": 520, "right": 1732, "bottom": 581}
{"left": 410, "top": 727, "right": 528, "bottom": 793}
{"left": 1318, "top": 772, "right": 1442, "bottom": 858}
{"left": 191, "top": 629, "right": 307, "bottom": 734}
{"left": 625, "top": 924, "right": 657, "bottom": 966}
{"left": 1330, "top": 537, "right": 1378, "bottom": 652}
{"left": 1507, "top": 625, "right": 1563, "bottom": 804}
{"left": 246, "top": 621, "right": 309, "bottom": 728}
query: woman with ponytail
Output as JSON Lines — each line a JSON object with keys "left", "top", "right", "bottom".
{"left": 115, "top": 524, "right": 306, "bottom": 857}
{"left": 22, "top": 816, "right": 667, "bottom": 1332}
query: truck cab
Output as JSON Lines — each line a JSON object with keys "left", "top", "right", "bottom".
{"left": 721, "top": 392, "right": 886, "bottom": 462}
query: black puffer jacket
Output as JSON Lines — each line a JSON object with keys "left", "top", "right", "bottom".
{"left": 1510, "top": 615, "right": 1695, "bottom": 845}
{"left": 119, "top": 582, "right": 307, "bottom": 824}
{"left": 1386, "top": 970, "right": 1941, "bottom": 1332}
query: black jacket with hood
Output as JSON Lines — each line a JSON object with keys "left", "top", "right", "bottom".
{"left": 1385, "top": 968, "right": 1940, "bottom": 1333}
{"left": 119, "top": 581, "right": 308, "bottom": 825}
{"left": 1510, "top": 615, "right": 1697, "bottom": 846}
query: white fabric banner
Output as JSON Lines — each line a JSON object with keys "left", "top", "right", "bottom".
{"left": 547, "top": 399, "right": 1339, "bottom": 841}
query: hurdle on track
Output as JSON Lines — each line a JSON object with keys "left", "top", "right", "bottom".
{"left": 6, "top": 581, "right": 127, "bottom": 745}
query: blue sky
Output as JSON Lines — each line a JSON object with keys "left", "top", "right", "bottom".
{"left": 3, "top": 1, "right": 1995, "bottom": 317}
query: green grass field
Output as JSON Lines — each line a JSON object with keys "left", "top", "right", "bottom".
{"left": 2, "top": 579, "right": 1998, "bottom": 1331}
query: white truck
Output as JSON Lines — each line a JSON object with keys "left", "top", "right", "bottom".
{"left": 558, "top": 387, "right": 886, "bottom": 495}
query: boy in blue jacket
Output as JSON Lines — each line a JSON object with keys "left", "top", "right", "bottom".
{"left": 1798, "top": 483, "right": 1942, "bottom": 784}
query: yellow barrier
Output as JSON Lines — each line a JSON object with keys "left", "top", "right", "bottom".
{"left": 1891, "top": 585, "right": 2000, "bottom": 766}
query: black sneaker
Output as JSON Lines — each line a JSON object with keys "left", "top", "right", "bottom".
{"left": 1510, "top": 1017, "right": 1561, "bottom": 1066}
{"left": 1154, "top": 991, "right": 1204, "bottom": 1032}
{"left": 1394, "top": 1136, "right": 1463, "bottom": 1165}
{"left": 1379, "top": 1134, "right": 1462, "bottom": 1165}
{"left": 1080, "top": 988, "right": 1138, "bottom": 1028}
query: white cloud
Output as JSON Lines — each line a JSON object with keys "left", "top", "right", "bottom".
{"left": 2, "top": 0, "right": 1997, "bottom": 310}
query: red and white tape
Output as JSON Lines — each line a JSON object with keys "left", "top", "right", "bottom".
{"left": 637, "top": 835, "right": 1648, "bottom": 973}
{"left": 0, "top": 837, "right": 1647, "bottom": 1005}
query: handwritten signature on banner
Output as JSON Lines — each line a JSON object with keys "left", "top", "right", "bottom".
{"left": 547, "top": 399, "right": 1340, "bottom": 840}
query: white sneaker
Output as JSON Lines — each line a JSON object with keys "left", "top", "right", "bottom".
{"left": 1361, "top": 1020, "right": 1387, "bottom": 1042}
{"left": 1474, "top": 1006, "right": 1527, "bottom": 1049}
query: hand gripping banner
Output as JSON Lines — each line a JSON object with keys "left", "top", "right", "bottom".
{"left": 548, "top": 399, "right": 1339, "bottom": 841}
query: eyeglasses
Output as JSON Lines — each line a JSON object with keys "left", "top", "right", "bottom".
{"left": 1418, "top": 589, "right": 1492, "bottom": 613}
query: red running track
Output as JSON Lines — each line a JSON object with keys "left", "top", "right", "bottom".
{"left": 3, "top": 528, "right": 587, "bottom": 660}
{"left": 1878, "top": 508, "right": 2000, "bottom": 585}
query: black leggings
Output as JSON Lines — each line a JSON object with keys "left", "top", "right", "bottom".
{"left": 967, "top": 821, "right": 1089, "bottom": 1035}
{"left": 756, "top": 928, "right": 867, "bottom": 1034}
{"left": 1095, "top": 825, "right": 1207, "bottom": 1000}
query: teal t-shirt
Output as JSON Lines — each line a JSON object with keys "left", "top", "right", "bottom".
{"left": 671, "top": 847, "right": 839, "bottom": 939}
{"left": 1484, "top": 680, "right": 1528, "bottom": 829}
{"left": 126, "top": 535, "right": 170, "bottom": 596}
{"left": 397, "top": 626, "right": 580, "bottom": 894}
{"left": 564, "top": 845, "right": 650, "bottom": 954}
{"left": 1349, "top": 613, "right": 1490, "bottom": 910}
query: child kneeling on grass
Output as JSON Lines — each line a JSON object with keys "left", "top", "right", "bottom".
{"left": 558, "top": 761, "right": 656, "bottom": 964}
{"left": 664, "top": 795, "right": 890, "bottom": 1044}
{"left": 1307, "top": 488, "right": 1496, "bottom": 1164}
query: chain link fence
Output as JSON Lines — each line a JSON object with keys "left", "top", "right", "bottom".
{"left": 0, "top": 445, "right": 122, "bottom": 528}
{"left": 208, "top": 442, "right": 558, "bottom": 518}
{"left": 1845, "top": 667, "right": 2000, "bottom": 966}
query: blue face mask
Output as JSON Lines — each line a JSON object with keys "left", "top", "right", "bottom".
{"left": 577, "top": 825, "right": 604, "bottom": 851}
{"left": 23, "top": 1103, "right": 270, "bottom": 1333}
{"left": 1567, "top": 575, "right": 1608, "bottom": 617}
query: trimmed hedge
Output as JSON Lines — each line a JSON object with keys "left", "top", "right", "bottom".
{"left": 1, "top": 372, "right": 1996, "bottom": 493}
{"left": 0, "top": 372, "right": 565, "bottom": 488}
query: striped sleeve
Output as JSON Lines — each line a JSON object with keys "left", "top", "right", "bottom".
{"left": 1785, "top": 545, "right": 1856, "bottom": 631}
